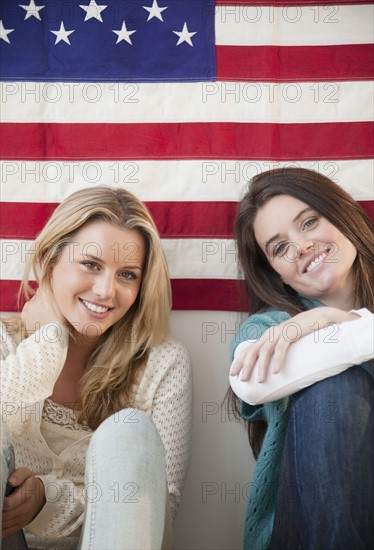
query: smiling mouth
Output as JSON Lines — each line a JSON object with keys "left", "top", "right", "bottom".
{"left": 305, "top": 249, "right": 330, "bottom": 273}
{"left": 80, "top": 299, "right": 113, "bottom": 314}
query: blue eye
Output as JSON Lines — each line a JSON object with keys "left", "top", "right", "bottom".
{"left": 120, "top": 271, "right": 136, "bottom": 280}
{"left": 82, "top": 261, "right": 99, "bottom": 270}
{"left": 303, "top": 217, "right": 318, "bottom": 230}
{"left": 274, "top": 243, "right": 287, "bottom": 256}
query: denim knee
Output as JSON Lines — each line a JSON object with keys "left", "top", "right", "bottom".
{"left": 90, "top": 408, "right": 165, "bottom": 458}
{"left": 290, "top": 365, "right": 373, "bottom": 420}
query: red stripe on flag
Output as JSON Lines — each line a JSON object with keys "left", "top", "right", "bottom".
{"left": 0, "top": 279, "right": 246, "bottom": 312}
{"left": 1, "top": 122, "right": 373, "bottom": 161}
{"left": 171, "top": 279, "right": 246, "bottom": 311}
{"left": 360, "top": 200, "right": 374, "bottom": 221}
{"left": 0, "top": 202, "right": 239, "bottom": 239}
{"left": 149, "top": 201, "right": 237, "bottom": 238}
{"left": 1, "top": 201, "right": 372, "bottom": 240}
{"left": 0, "top": 203, "right": 59, "bottom": 240}
{"left": 0, "top": 281, "right": 25, "bottom": 312}
{"left": 217, "top": 45, "right": 374, "bottom": 82}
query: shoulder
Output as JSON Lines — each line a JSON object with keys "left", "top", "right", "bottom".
{"left": 230, "top": 308, "right": 291, "bottom": 358}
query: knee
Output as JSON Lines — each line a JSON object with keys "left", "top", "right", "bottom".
{"left": 290, "top": 366, "right": 373, "bottom": 428}
{"left": 91, "top": 408, "right": 165, "bottom": 457}
{"left": 293, "top": 366, "right": 373, "bottom": 405}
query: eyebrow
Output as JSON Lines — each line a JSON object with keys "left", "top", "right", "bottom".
{"left": 264, "top": 207, "right": 314, "bottom": 254}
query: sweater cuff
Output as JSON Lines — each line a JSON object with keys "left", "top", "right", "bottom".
{"left": 25, "top": 475, "right": 58, "bottom": 537}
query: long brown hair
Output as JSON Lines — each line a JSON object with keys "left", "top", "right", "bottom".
{"left": 229, "top": 168, "right": 374, "bottom": 457}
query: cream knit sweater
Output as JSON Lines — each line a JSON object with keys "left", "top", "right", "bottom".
{"left": 1, "top": 322, "right": 193, "bottom": 548}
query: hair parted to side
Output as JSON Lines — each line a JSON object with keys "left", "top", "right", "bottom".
{"left": 229, "top": 167, "right": 374, "bottom": 458}
{"left": 20, "top": 186, "right": 172, "bottom": 429}
{"left": 237, "top": 167, "right": 374, "bottom": 316}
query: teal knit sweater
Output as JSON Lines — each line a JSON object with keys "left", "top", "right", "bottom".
{"left": 231, "top": 306, "right": 373, "bottom": 550}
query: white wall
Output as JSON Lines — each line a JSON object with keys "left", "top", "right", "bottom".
{"left": 170, "top": 311, "right": 256, "bottom": 550}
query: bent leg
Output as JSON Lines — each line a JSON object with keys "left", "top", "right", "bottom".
{"left": 79, "top": 408, "right": 168, "bottom": 550}
{"left": 270, "top": 366, "right": 374, "bottom": 550}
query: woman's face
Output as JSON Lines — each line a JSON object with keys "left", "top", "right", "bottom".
{"left": 50, "top": 221, "right": 145, "bottom": 341}
{"left": 253, "top": 195, "right": 358, "bottom": 308}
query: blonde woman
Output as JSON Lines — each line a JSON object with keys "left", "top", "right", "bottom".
{"left": 1, "top": 187, "right": 193, "bottom": 550}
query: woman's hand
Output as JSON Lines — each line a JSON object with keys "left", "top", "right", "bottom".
{"left": 21, "top": 287, "right": 65, "bottom": 335}
{"left": 230, "top": 307, "right": 361, "bottom": 383}
{"left": 2, "top": 467, "right": 46, "bottom": 537}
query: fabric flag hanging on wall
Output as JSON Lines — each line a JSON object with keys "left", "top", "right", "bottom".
{"left": 1, "top": 0, "right": 373, "bottom": 311}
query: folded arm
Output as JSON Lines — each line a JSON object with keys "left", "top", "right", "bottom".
{"left": 230, "top": 308, "right": 373, "bottom": 405}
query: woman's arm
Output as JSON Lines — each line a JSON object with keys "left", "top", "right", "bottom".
{"left": 24, "top": 473, "right": 86, "bottom": 539}
{"left": 1, "top": 322, "right": 68, "bottom": 405}
{"left": 1, "top": 288, "right": 68, "bottom": 405}
{"left": 230, "top": 308, "right": 373, "bottom": 405}
{"left": 2, "top": 467, "right": 46, "bottom": 538}
{"left": 149, "top": 340, "right": 193, "bottom": 521}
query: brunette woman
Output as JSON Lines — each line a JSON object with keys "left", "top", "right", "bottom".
{"left": 229, "top": 168, "right": 373, "bottom": 549}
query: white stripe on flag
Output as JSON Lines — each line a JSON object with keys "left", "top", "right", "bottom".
{"left": 0, "top": 239, "right": 240, "bottom": 280}
{"left": 215, "top": 5, "right": 374, "bottom": 46}
{"left": 1, "top": 81, "right": 373, "bottom": 123}
{"left": 1, "top": 160, "right": 373, "bottom": 202}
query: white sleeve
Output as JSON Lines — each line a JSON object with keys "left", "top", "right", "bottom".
{"left": 26, "top": 475, "right": 85, "bottom": 538}
{"left": 230, "top": 308, "right": 374, "bottom": 405}
{"left": 1, "top": 322, "right": 68, "bottom": 405}
{"left": 150, "top": 343, "right": 193, "bottom": 522}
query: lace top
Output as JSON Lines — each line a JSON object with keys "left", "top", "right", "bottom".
{"left": 1, "top": 322, "right": 192, "bottom": 547}
{"left": 41, "top": 399, "right": 91, "bottom": 456}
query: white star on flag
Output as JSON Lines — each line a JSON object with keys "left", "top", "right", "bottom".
{"left": 172, "top": 22, "right": 197, "bottom": 47}
{"left": 79, "top": 0, "right": 107, "bottom": 22}
{"left": 19, "top": 0, "right": 45, "bottom": 21}
{"left": 112, "top": 21, "right": 137, "bottom": 45}
{"left": 143, "top": 1, "right": 168, "bottom": 22}
{"left": 0, "top": 20, "right": 14, "bottom": 43}
{"left": 51, "top": 21, "right": 75, "bottom": 45}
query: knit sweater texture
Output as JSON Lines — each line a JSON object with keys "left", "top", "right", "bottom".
{"left": 1, "top": 322, "right": 193, "bottom": 549}
{"left": 231, "top": 306, "right": 373, "bottom": 550}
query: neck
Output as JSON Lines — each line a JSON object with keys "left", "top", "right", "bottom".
{"left": 321, "top": 267, "right": 359, "bottom": 311}
{"left": 321, "top": 287, "right": 357, "bottom": 311}
{"left": 66, "top": 334, "right": 97, "bottom": 373}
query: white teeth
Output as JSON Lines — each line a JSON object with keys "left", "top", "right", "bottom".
{"left": 306, "top": 252, "right": 327, "bottom": 272}
{"left": 82, "top": 300, "right": 109, "bottom": 313}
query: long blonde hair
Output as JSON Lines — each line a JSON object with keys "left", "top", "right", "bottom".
{"left": 12, "top": 186, "right": 172, "bottom": 429}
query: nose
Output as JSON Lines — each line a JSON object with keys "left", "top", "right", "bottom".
{"left": 92, "top": 272, "right": 116, "bottom": 300}
{"left": 299, "top": 239, "right": 315, "bottom": 256}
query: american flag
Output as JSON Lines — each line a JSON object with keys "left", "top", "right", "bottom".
{"left": 1, "top": 0, "right": 373, "bottom": 311}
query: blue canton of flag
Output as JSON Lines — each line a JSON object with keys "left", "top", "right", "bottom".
{"left": 0, "top": 0, "right": 216, "bottom": 81}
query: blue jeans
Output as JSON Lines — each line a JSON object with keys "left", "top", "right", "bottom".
{"left": 79, "top": 408, "right": 170, "bottom": 550}
{"left": 1, "top": 409, "right": 170, "bottom": 550}
{"left": 270, "top": 366, "right": 374, "bottom": 550}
